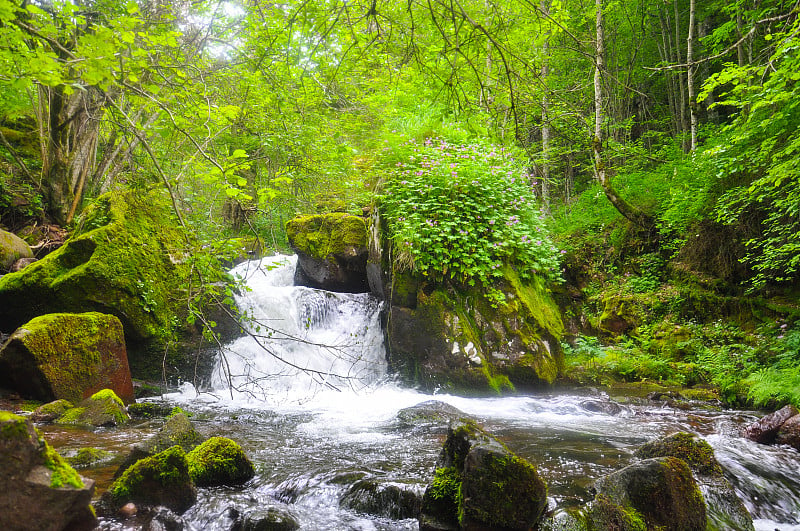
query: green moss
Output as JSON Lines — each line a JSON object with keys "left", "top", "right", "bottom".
{"left": 42, "top": 442, "right": 85, "bottom": 489}
{"left": 429, "top": 466, "right": 462, "bottom": 503}
{"left": 186, "top": 436, "right": 255, "bottom": 486}
{"left": 285, "top": 213, "right": 367, "bottom": 261}
{"left": 56, "top": 389, "right": 128, "bottom": 427}
{"left": 36, "top": 399, "right": 74, "bottom": 418}
{"left": 67, "top": 447, "right": 114, "bottom": 468}
{"left": 588, "top": 494, "right": 647, "bottom": 531}
{"left": 481, "top": 364, "right": 515, "bottom": 394}
{"left": 109, "top": 445, "right": 191, "bottom": 502}
{"left": 56, "top": 407, "right": 86, "bottom": 424}
{"left": 0, "top": 410, "right": 30, "bottom": 438}
{"left": 0, "top": 191, "right": 193, "bottom": 379}
{"left": 635, "top": 432, "right": 724, "bottom": 478}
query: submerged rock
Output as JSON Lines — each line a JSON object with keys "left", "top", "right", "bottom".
{"left": 0, "top": 229, "right": 33, "bottom": 272}
{"left": 286, "top": 213, "right": 369, "bottom": 292}
{"left": 419, "top": 420, "right": 548, "bottom": 531}
{"left": 0, "top": 312, "right": 134, "bottom": 403}
{"left": 105, "top": 445, "right": 197, "bottom": 513}
{"left": 186, "top": 436, "right": 255, "bottom": 487}
{"left": 237, "top": 507, "right": 300, "bottom": 531}
{"left": 743, "top": 404, "right": 798, "bottom": 444}
{"left": 396, "top": 400, "right": 468, "bottom": 429}
{"left": 56, "top": 388, "right": 130, "bottom": 428}
{"left": 0, "top": 411, "right": 96, "bottom": 531}
{"left": 340, "top": 478, "right": 422, "bottom": 520}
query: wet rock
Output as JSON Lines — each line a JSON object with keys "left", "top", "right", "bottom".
{"left": 0, "top": 229, "right": 33, "bottom": 272}
{"left": 0, "top": 411, "right": 96, "bottom": 531}
{"left": 237, "top": 507, "right": 300, "bottom": 531}
{"left": 56, "top": 388, "right": 130, "bottom": 428}
{"left": 286, "top": 213, "right": 369, "bottom": 293}
{"left": 419, "top": 420, "right": 548, "bottom": 531}
{"left": 634, "top": 432, "right": 753, "bottom": 531}
{"left": 340, "top": 478, "right": 422, "bottom": 520}
{"left": 127, "top": 401, "right": 174, "bottom": 420}
{"left": 579, "top": 399, "right": 622, "bottom": 416}
{"left": 141, "top": 506, "right": 186, "bottom": 531}
{"left": 593, "top": 456, "right": 706, "bottom": 531}
{"left": 743, "top": 405, "right": 798, "bottom": 444}
{"left": 115, "top": 412, "right": 203, "bottom": 478}
{"left": 0, "top": 312, "right": 134, "bottom": 404}
{"left": 186, "top": 436, "right": 255, "bottom": 487}
{"left": 104, "top": 445, "right": 197, "bottom": 513}
{"left": 66, "top": 447, "right": 116, "bottom": 469}
{"left": 396, "top": 400, "right": 468, "bottom": 429}
{"left": 11, "top": 257, "right": 36, "bottom": 272}
{"left": 775, "top": 414, "right": 800, "bottom": 450}
{"left": 31, "top": 399, "right": 74, "bottom": 423}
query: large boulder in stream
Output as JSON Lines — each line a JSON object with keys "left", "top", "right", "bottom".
{"left": 286, "top": 213, "right": 369, "bottom": 292}
{"left": 386, "top": 266, "right": 564, "bottom": 394}
{"left": 419, "top": 420, "right": 548, "bottom": 531}
{"left": 0, "top": 190, "right": 223, "bottom": 380}
{"left": 0, "top": 312, "right": 134, "bottom": 403}
{"left": 0, "top": 411, "right": 96, "bottom": 531}
{"left": 186, "top": 436, "right": 255, "bottom": 487}
{"left": 0, "top": 228, "right": 33, "bottom": 272}
{"left": 743, "top": 404, "right": 799, "bottom": 444}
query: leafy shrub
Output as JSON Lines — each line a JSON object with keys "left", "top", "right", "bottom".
{"left": 378, "top": 137, "right": 562, "bottom": 292}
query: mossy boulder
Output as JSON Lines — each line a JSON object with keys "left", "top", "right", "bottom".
{"left": 0, "top": 312, "right": 134, "bottom": 403}
{"left": 634, "top": 432, "right": 754, "bottom": 531}
{"left": 0, "top": 190, "right": 197, "bottom": 380}
{"left": 115, "top": 412, "right": 203, "bottom": 478}
{"left": 56, "top": 389, "right": 130, "bottom": 428}
{"left": 31, "top": 399, "right": 74, "bottom": 423}
{"left": 186, "top": 436, "right": 255, "bottom": 487}
{"left": 239, "top": 508, "right": 300, "bottom": 531}
{"left": 286, "top": 213, "right": 369, "bottom": 292}
{"left": 105, "top": 445, "right": 197, "bottom": 513}
{"left": 0, "top": 229, "right": 33, "bottom": 272}
{"left": 419, "top": 420, "right": 548, "bottom": 531}
{"left": 593, "top": 456, "right": 707, "bottom": 531}
{"left": 66, "top": 447, "right": 116, "bottom": 469}
{"left": 388, "top": 266, "right": 564, "bottom": 394}
{"left": 0, "top": 411, "right": 96, "bottom": 531}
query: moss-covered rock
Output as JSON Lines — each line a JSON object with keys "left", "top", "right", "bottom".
{"left": 0, "top": 312, "right": 134, "bottom": 403}
{"left": 115, "top": 412, "right": 203, "bottom": 479}
{"left": 634, "top": 432, "right": 754, "bottom": 531}
{"left": 56, "top": 389, "right": 129, "bottom": 428}
{"left": 0, "top": 411, "right": 96, "bottom": 530}
{"left": 186, "top": 436, "right": 255, "bottom": 487}
{"left": 593, "top": 456, "right": 707, "bottom": 531}
{"left": 66, "top": 447, "right": 116, "bottom": 469}
{"left": 286, "top": 213, "right": 369, "bottom": 292}
{"left": 105, "top": 445, "right": 196, "bottom": 513}
{"left": 0, "top": 229, "right": 33, "bottom": 272}
{"left": 388, "top": 266, "right": 564, "bottom": 394}
{"left": 0, "top": 191, "right": 197, "bottom": 380}
{"left": 127, "top": 401, "right": 174, "bottom": 419}
{"left": 31, "top": 399, "right": 74, "bottom": 423}
{"left": 340, "top": 478, "right": 422, "bottom": 520}
{"left": 419, "top": 420, "right": 548, "bottom": 531}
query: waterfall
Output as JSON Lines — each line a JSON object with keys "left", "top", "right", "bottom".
{"left": 208, "top": 255, "right": 387, "bottom": 403}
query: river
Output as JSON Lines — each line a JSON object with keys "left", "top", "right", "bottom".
{"left": 45, "top": 255, "right": 800, "bottom": 530}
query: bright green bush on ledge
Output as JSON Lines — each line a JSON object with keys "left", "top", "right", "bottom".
{"left": 378, "top": 138, "right": 562, "bottom": 294}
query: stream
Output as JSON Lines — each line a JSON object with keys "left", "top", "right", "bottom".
{"left": 44, "top": 256, "right": 800, "bottom": 530}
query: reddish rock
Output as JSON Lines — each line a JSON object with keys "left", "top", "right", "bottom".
{"left": 0, "top": 312, "right": 134, "bottom": 404}
{"left": 743, "top": 405, "right": 799, "bottom": 444}
{"left": 775, "top": 414, "right": 800, "bottom": 450}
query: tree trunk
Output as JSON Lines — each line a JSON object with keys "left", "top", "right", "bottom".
{"left": 540, "top": 0, "right": 551, "bottom": 212}
{"left": 593, "top": 0, "right": 653, "bottom": 229}
{"left": 687, "top": 0, "right": 697, "bottom": 152}
{"left": 39, "top": 85, "right": 104, "bottom": 225}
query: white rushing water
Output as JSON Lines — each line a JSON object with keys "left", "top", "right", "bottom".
{"left": 161, "top": 256, "right": 800, "bottom": 531}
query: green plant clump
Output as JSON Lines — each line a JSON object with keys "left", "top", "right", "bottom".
{"left": 42, "top": 440, "right": 85, "bottom": 489}
{"left": 378, "top": 138, "right": 562, "bottom": 298}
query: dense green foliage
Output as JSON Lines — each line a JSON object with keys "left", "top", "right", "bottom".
{"left": 379, "top": 137, "right": 561, "bottom": 292}
{"left": 0, "top": 0, "right": 798, "bottom": 406}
